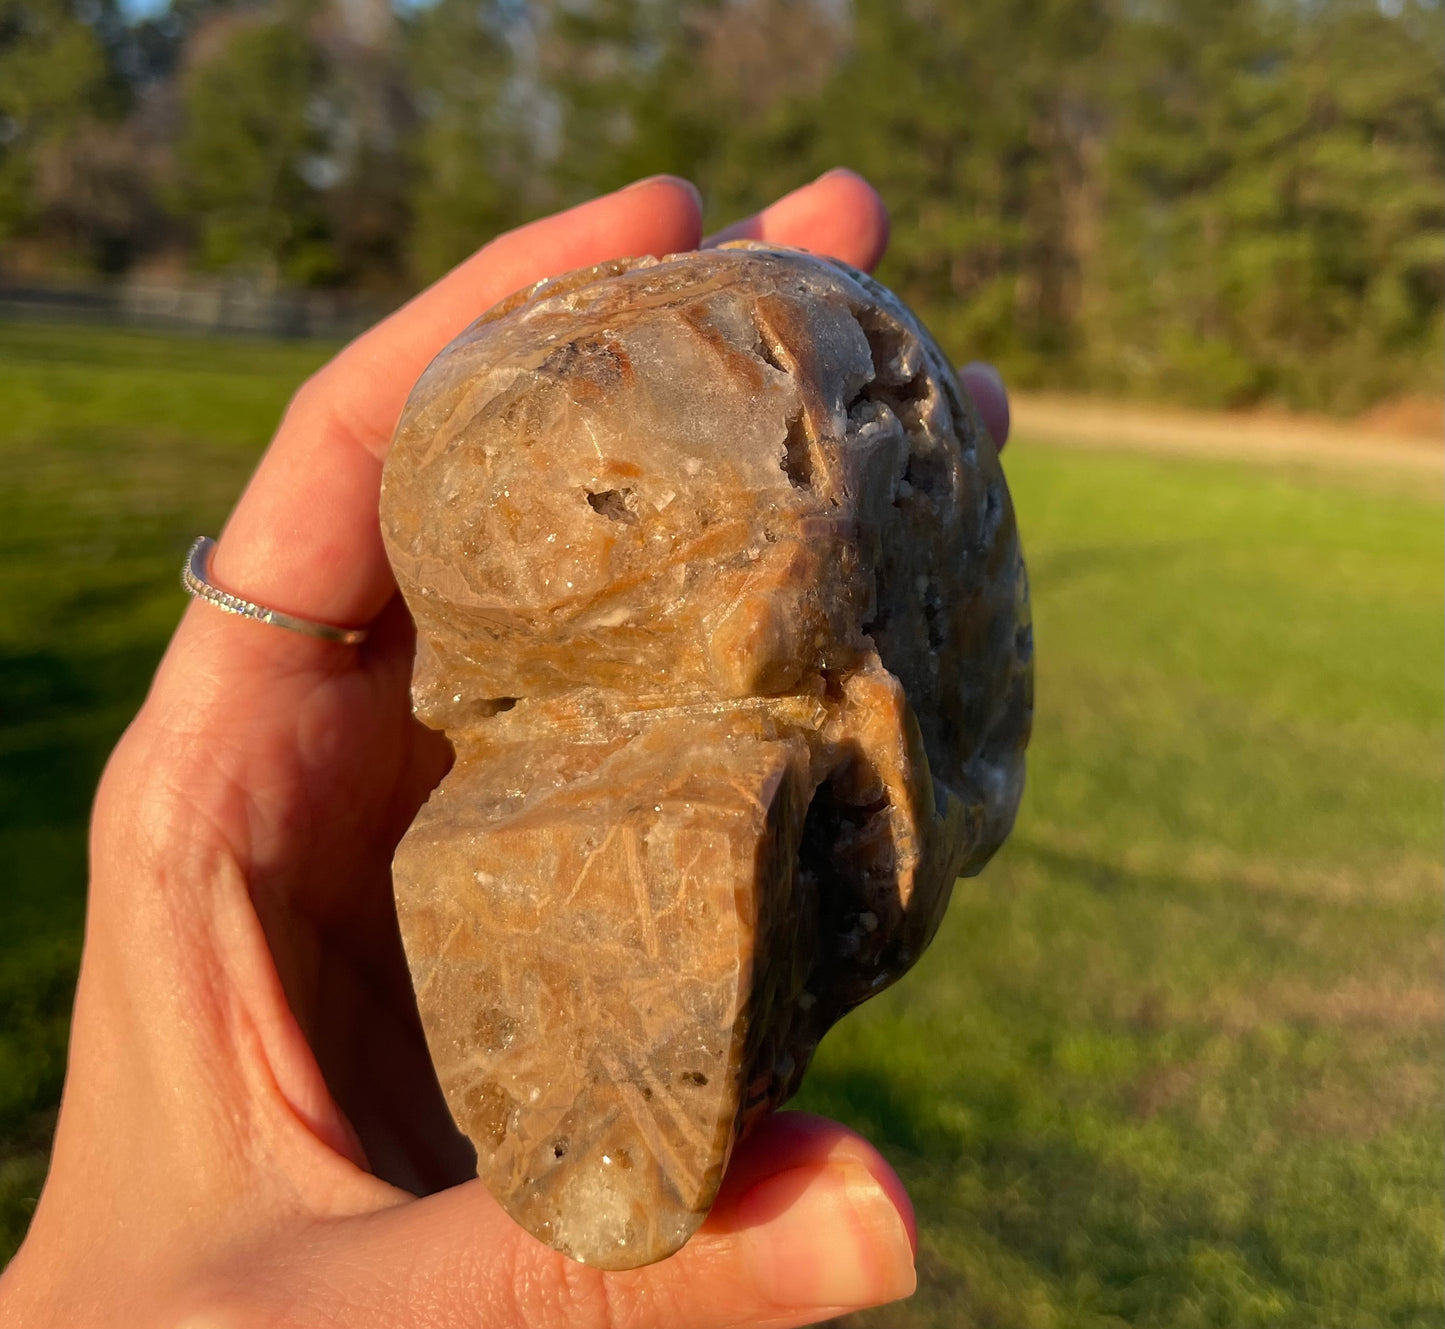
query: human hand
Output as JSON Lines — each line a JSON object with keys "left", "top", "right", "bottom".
{"left": 0, "top": 170, "right": 1009, "bottom": 1328}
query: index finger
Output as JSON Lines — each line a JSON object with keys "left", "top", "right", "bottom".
{"left": 207, "top": 177, "right": 707, "bottom": 636}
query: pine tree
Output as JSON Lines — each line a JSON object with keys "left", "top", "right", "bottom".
{"left": 173, "top": 8, "right": 335, "bottom": 282}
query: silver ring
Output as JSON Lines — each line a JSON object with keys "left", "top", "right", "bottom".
{"left": 181, "top": 537, "right": 369, "bottom": 645}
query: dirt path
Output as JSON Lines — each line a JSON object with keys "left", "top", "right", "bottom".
{"left": 1011, "top": 394, "right": 1442, "bottom": 482}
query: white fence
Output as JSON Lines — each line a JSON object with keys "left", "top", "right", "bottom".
{"left": 0, "top": 276, "right": 384, "bottom": 339}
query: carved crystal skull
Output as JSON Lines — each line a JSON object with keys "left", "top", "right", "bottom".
{"left": 379, "top": 243, "right": 1032, "bottom": 1270}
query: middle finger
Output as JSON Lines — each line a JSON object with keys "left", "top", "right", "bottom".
{"left": 704, "top": 167, "right": 890, "bottom": 273}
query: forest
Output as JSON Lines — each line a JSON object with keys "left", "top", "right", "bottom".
{"left": 2, "top": 0, "right": 1442, "bottom": 412}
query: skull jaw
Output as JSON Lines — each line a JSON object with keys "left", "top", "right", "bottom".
{"left": 391, "top": 660, "right": 979, "bottom": 1269}
{"left": 392, "top": 711, "right": 813, "bottom": 1268}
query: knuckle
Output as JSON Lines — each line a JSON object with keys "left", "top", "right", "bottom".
{"left": 285, "top": 363, "right": 332, "bottom": 423}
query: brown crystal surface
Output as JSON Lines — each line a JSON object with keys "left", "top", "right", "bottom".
{"left": 379, "top": 243, "right": 1032, "bottom": 1269}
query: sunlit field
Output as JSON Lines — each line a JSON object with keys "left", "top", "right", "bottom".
{"left": 2, "top": 322, "right": 1441, "bottom": 1326}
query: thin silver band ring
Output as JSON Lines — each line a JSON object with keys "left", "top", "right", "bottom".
{"left": 181, "top": 536, "right": 369, "bottom": 645}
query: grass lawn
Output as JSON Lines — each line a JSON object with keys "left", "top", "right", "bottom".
{"left": 2, "top": 320, "right": 1441, "bottom": 1326}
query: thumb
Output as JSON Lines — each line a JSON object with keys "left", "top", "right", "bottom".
{"left": 258, "top": 1114, "right": 917, "bottom": 1328}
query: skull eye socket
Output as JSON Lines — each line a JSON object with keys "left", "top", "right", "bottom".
{"left": 780, "top": 416, "right": 813, "bottom": 489}
{"left": 850, "top": 309, "right": 932, "bottom": 432}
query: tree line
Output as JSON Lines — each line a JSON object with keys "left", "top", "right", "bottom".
{"left": 2, "top": 0, "right": 1441, "bottom": 411}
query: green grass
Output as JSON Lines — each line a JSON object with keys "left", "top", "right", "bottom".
{"left": 1, "top": 321, "right": 1441, "bottom": 1326}
{"left": 0, "top": 321, "right": 335, "bottom": 1258}
{"left": 807, "top": 448, "right": 1445, "bottom": 1327}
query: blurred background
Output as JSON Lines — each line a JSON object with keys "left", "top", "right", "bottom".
{"left": 1, "top": 0, "right": 1441, "bottom": 1324}
{"left": 3, "top": 0, "right": 1443, "bottom": 409}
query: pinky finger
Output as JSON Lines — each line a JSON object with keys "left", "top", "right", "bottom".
{"left": 960, "top": 361, "right": 1010, "bottom": 452}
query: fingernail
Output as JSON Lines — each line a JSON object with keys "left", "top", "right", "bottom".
{"left": 623, "top": 174, "right": 703, "bottom": 211}
{"left": 813, "top": 166, "right": 859, "bottom": 185}
{"left": 738, "top": 1163, "right": 917, "bottom": 1310}
{"left": 962, "top": 360, "right": 1005, "bottom": 393}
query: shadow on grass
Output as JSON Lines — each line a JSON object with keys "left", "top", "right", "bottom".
{"left": 0, "top": 629, "right": 168, "bottom": 1263}
{"left": 806, "top": 1058, "right": 1312, "bottom": 1327}
{"left": 1026, "top": 537, "right": 1206, "bottom": 592}
{"left": 0, "top": 634, "right": 167, "bottom": 852}
{"left": 0, "top": 925, "right": 78, "bottom": 1264}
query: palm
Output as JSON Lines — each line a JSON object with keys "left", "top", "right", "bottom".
{"left": 191, "top": 597, "right": 470, "bottom": 1192}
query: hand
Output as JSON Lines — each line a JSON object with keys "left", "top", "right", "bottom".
{"left": 0, "top": 170, "right": 1009, "bottom": 1328}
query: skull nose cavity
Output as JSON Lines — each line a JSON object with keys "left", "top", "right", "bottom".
{"left": 586, "top": 487, "right": 639, "bottom": 523}
{"left": 793, "top": 750, "right": 903, "bottom": 1016}
{"left": 738, "top": 732, "right": 920, "bottom": 1124}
